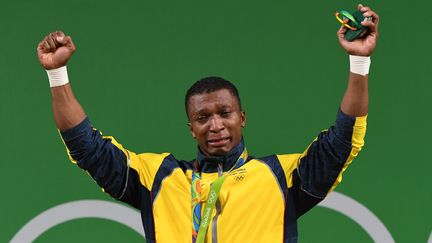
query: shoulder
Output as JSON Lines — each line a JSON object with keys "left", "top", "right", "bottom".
{"left": 248, "top": 154, "right": 302, "bottom": 189}
{"left": 255, "top": 154, "right": 302, "bottom": 176}
{"left": 134, "top": 152, "right": 192, "bottom": 172}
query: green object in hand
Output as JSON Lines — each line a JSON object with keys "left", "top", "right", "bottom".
{"left": 335, "top": 10, "right": 372, "bottom": 41}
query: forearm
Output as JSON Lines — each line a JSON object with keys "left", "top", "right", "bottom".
{"left": 340, "top": 72, "right": 368, "bottom": 116}
{"left": 336, "top": 3, "right": 379, "bottom": 117}
{"left": 51, "top": 83, "right": 86, "bottom": 131}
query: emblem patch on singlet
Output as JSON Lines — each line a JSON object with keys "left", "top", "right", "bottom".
{"left": 230, "top": 168, "right": 247, "bottom": 182}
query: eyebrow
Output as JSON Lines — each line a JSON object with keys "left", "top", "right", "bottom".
{"left": 207, "top": 104, "right": 232, "bottom": 112}
{"left": 192, "top": 102, "right": 234, "bottom": 116}
{"left": 218, "top": 104, "right": 231, "bottom": 109}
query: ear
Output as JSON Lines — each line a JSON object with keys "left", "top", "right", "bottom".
{"left": 241, "top": 110, "right": 246, "bottom": 128}
{"left": 187, "top": 122, "right": 196, "bottom": 139}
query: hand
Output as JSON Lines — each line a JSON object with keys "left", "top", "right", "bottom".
{"left": 37, "top": 31, "right": 76, "bottom": 70}
{"left": 337, "top": 4, "right": 379, "bottom": 56}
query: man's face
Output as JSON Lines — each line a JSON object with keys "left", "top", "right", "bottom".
{"left": 187, "top": 89, "right": 246, "bottom": 156}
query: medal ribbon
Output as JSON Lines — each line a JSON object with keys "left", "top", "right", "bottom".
{"left": 191, "top": 148, "right": 248, "bottom": 243}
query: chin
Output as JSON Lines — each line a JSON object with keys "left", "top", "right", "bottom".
{"left": 206, "top": 147, "right": 231, "bottom": 157}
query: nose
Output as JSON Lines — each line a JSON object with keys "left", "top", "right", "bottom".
{"left": 209, "top": 115, "right": 224, "bottom": 133}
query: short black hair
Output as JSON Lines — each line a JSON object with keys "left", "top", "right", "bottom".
{"left": 185, "top": 76, "right": 242, "bottom": 118}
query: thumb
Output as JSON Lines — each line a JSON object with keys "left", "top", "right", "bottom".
{"left": 56, "top": 35, "right": 76, "bottom": 51}
{"left": 56, "top": 36, "right": 67, "bottom": 45}
{"left": 337, "top": 25, "right": 347, "bottom": 40}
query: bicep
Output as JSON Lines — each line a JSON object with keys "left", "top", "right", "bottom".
{"left": 60, "top": 119, "right": 133, "bottom": 197}
{"left": 60, "top": 118, "right": 166, "bottom": 208}
{"left": 296, "top": 110, "right": 366, "bottom": 198}
{"left": 279, "top": 110, "right": 367, "bottom": 216}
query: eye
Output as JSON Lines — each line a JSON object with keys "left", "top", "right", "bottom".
{"left": 220, "top": 111, "right": 231, "bottom": 118}
{"left": 196, "top": 115, "right": 208, "bottom": 123}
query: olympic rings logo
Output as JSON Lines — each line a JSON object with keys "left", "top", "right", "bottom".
{"left": 10, "top": 192, "right": 430, "bottom": 242}
{"left": 208, "top": 190, "right": 217, "bottom": 204}
{"left": 234, "top": 174, "right": 245, "bottom": 181}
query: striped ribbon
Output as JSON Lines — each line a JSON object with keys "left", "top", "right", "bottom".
{"left": 191, "top": 149, "right": 248, "bottom": 243}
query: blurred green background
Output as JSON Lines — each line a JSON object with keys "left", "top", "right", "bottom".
{"left": 1, "top": 0, "right": 431, "bottom": 242}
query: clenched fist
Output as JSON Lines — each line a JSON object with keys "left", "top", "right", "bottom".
{"left": 337, "top": 4, "right": 379, "bottom": 56}
{"left": 37, "top": 31, "right": 76, "bottom": 70}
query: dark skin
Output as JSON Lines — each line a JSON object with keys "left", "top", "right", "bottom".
{"left": 187, "top": 89, "right": 246, "bottom": 156}
{"left": 37, "top": 31, "right": 86, "bottom": 131}
{"left": 37, "top": 4, "right": 379, "bottom": 156}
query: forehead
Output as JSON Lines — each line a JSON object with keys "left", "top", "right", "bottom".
{"left": 188, "top": 89, "right": 239, "bottom": 113}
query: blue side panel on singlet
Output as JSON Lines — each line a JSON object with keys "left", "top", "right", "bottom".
{"left": 257, "top": 155, "right": 299, "bottom": 243}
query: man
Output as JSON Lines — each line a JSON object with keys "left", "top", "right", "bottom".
{"left": 37, "top": 4, "right": 379, "bottom": 243}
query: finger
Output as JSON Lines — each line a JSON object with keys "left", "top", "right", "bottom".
{"left": 37, "top": 40, "right": 46, "bottom": 54}
{"left": 361, "top": 20, "right": 375, "bottom": 29}
{"left": 362, "top": 9, "right": 378, "bottom": 19}
{"left": 50, "top": 32, "right": 61, "bottom": 47}
{"left": 358, "top": 4, "right": 364, "bottom": 11}
{"left": 42, "top": 38, "right": 52, "bottom": 53}
{"left": 53, "top": 31, "right": 65, "bottom": 44}
{"left": 363, "top": 10, "right": 379, "bottom": 25}
{"left": 337, "top": 25, "right": 348, "bottom": 43}
{"left": 54, "top": 31, "right": 65, "bottom": 42}
{"left": 52, "top": 30, "right": 76, "bottom": 52}
{"left": 56, "top": 35, "right": 68, "bottom": 45}
{"left": 337, "top": 25, "right": 347, "bottom": 36}
{"left": 361, "top": 19, "right": 378, "bottom": 34}
{"left": 62, "top": 36, "right": 76, "bottom": 52}
{"left": 55, "top": 30, "right": 65, "bottom": 37}
{"left": 361, "top": 9, "right": 379, "bottom": 30}
{"left": 47, "top": 34, "right": 57, "bottom": 51}
{"left": 360, "top": 6, "right": 371, "bottom": 13}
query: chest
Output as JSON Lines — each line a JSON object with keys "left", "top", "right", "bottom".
{"left": 151, "top": 159, "right": 286, "bottom": 243}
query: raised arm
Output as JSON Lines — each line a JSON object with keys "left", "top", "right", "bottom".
{"left": 37, "top": 31, "right": 132, "bottom": 202}
{"left": 37, "top": 31, "right": 86, "bottom": 131}
{"left": 36, "top": 31, "right": 168, "bottom": 215}
{"left": 339, "top": 4, "right": 379, "bottom": 116}
{"left": 279, "top": 5, "right": 380, "bottom": 217}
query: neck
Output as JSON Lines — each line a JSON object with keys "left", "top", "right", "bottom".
{"left": 196, "top": 139, "right": 245, "bottom": 173}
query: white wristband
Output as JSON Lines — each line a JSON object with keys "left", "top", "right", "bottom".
{"left": 349, "top": 55, "right": 371, "bottom": 76}
{"left": 46, "top": 66, "right": 69, "bottom": 87}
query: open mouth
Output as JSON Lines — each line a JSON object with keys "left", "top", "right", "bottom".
{"left": 207, "top": 137, "right": 230, "bottom": 147}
